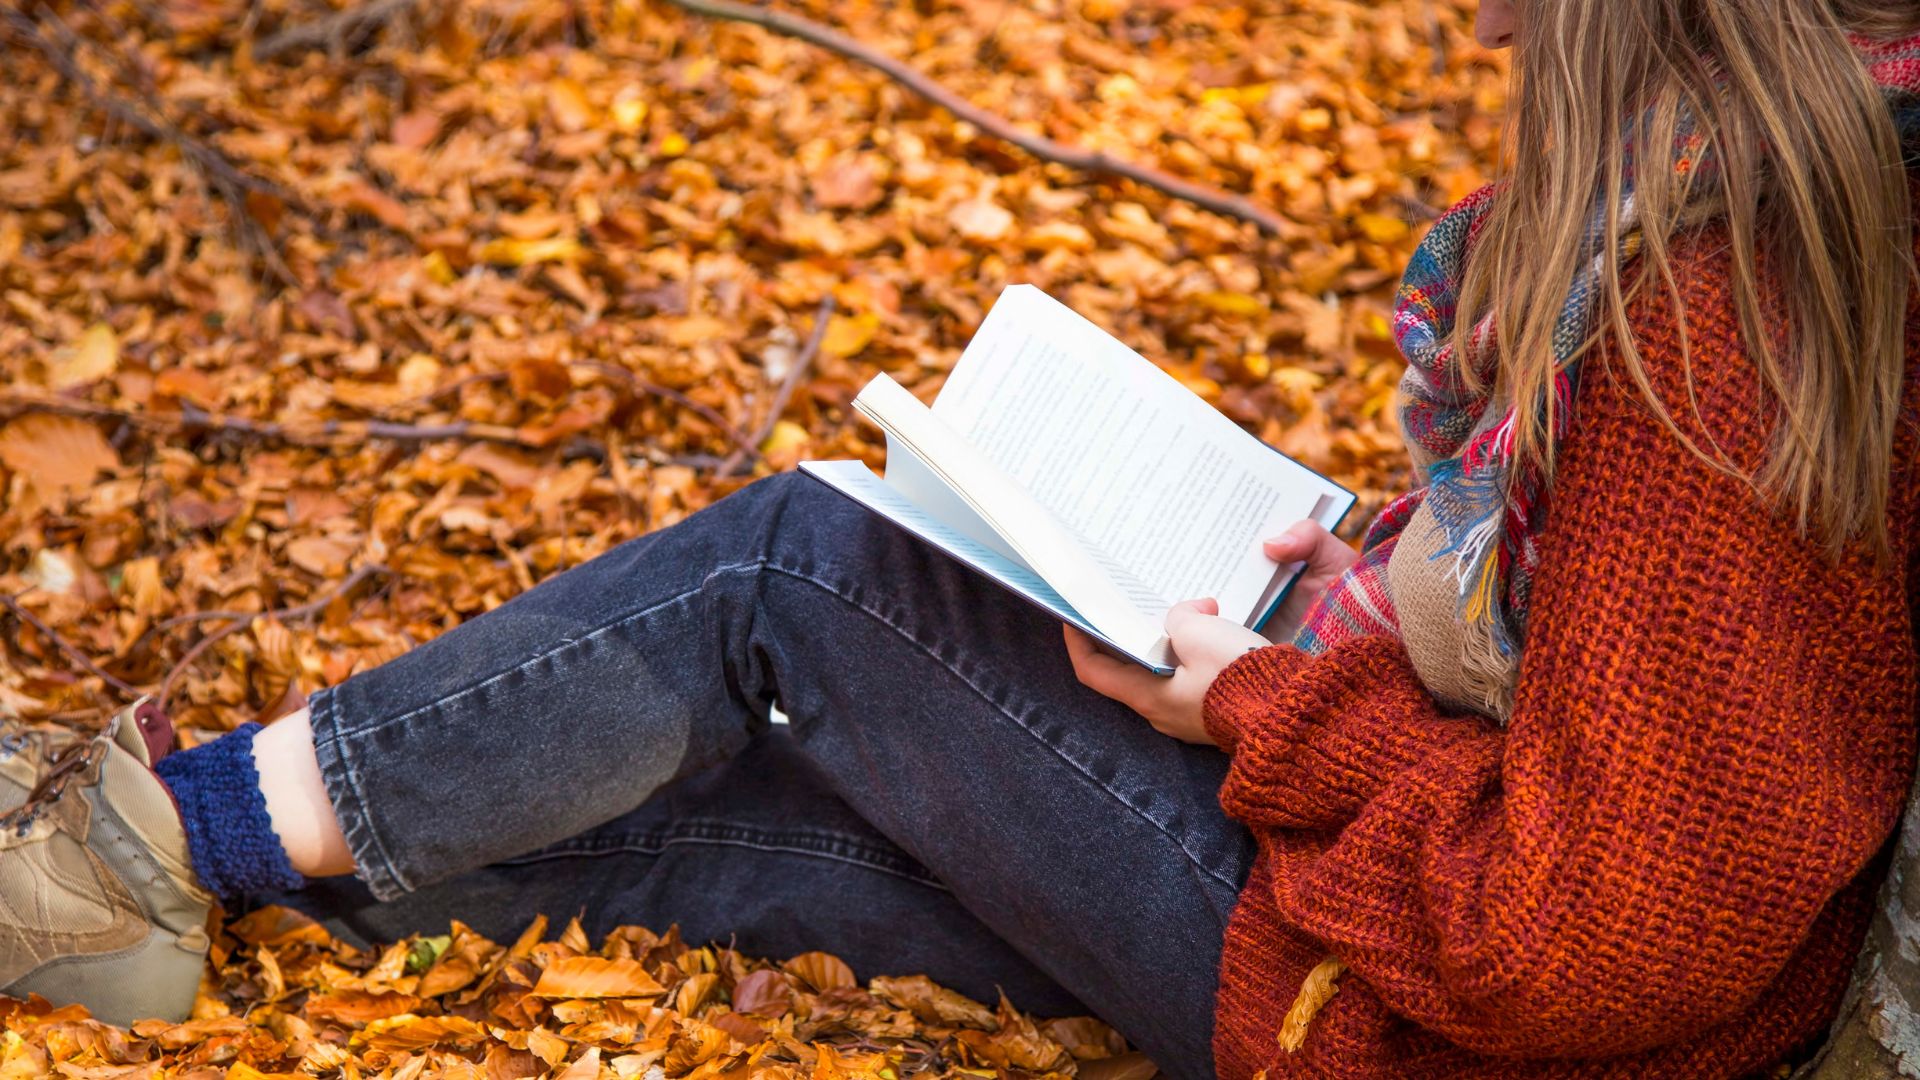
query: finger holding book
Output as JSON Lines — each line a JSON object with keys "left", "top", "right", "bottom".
{"left": 1260, "top": 520, "right": 1361, "bottom": 643}
{"left": 1064, "top": 598, "right": 1270, "bottom": 746}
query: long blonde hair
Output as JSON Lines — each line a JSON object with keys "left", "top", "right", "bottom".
{"left": 1459, "top": 0, "right": 1920, "bottom": 559}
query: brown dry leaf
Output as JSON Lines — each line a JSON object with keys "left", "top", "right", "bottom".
{"left": 869, "top": 976, "right": 994, "bottom": 1029}
{"left": 781, "top": 953, "right": 855, "bottom": 993}
{"left": 0, "top": 415, "right": 118, "bottom": 499}
{"left": 812, "top": 156, "right": 881, "bottom": 210}
{"left": 284, "top": 536, "right": 354, "bottom": 577}
{"left": 729, "top": 969, "right": 791, "bottom": 1019}
{"left": 1043, "top": 1015, "right": 1127, "bottom": 1059}
{"left": 530, "top": 957, "right": 665, "bottom": 999}
{"left": 1076, "top": 1052, "right": 1160, "bottom": 1080}
{"left": 948, "top": 194, "right": 1014, "bottom": 244}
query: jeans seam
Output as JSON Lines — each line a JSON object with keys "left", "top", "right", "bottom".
{"left": 309, "top": 687, "right": 406, "bottom": 900}
{"left": 325, "top": 561, "right": 772, "bottom": 742}
{"left": 756, "top": 564, "right": 1246, "bottom": 896}
{"left": 525, "top": 819, "right": 935, "bottom": 874}
{"left": 497, "top": 828, "right": 951, "bottom": 891}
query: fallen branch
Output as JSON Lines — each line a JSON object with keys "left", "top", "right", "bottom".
{"left": 657, "top": 0, "right": 1291, "bottom": 236}
{"left": 157, "top": 563, "right": 392, "bottom": 712}
{"left": 573, "top": 362, "right": 765, "bottom": 466}
{"left": 722, "top": 295, "right": 835, "bottom": 476}
{"left": 0, "top": 593, "right": 139, "bottom": 698}
{"left": 252, "top": 0, "right": 421, "bottom": 60}
{"left": 1, "top": 7, "right": 298, "bottom": 286}
{"left": 0, "top": 395, "right": 538, "bottom": 449}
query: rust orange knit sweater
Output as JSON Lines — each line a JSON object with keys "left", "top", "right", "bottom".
{"left": 1201, "top": 219, "right": 1920, "bottom": 1078}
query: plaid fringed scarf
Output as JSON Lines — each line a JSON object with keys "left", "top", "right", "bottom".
{"left": 1293, "top": 33, "right": 1920, "bottom": 718}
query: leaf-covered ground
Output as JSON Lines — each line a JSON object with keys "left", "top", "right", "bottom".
{"left": 0, "top": 0, "right": 1507, "bottom": 1074}
{"left": 2, "top": 905, "right": 1156, "bottom": 1078}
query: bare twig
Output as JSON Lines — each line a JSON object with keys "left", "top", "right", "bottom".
{"left": 573, "top": 362, "right": 764, "bottom": 465}
{"left": 722, "top": 295, "right": 835, "bottom": 476}
{"left": 157, "top": 563, "right": 392, "bottom": 712}
{"left": 657, "top": 0, "right": 1291, "bottom": 236}
{"left": 0, "top": 593, "right": 140, "bottom": 697}
{"left": 151, "top": 562, "right": 393, "bottom": 636}
{"left": 0, "top": 395, "right": 539, "bottom": 449}
{"left": 251, "top": 0, "right": 421, "bottom": 60}
{"left": 1, "top": 7, "right": 298, "bottom": 285}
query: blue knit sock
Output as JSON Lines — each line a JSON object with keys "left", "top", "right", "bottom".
{"left": 154, "top": 723, "right": 305, "bottom": 903}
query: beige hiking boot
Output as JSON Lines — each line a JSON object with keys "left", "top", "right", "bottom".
{"left": 0, "top": 699, "right": 213, "bottom": 1027}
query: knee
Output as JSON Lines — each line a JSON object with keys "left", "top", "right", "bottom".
{"left": 740, "top": 468, "right": 841, "bottom": 525}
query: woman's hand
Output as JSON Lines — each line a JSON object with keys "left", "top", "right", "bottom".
{"left": 1261, "top": 520, "right": 1359, "bottom": 642}
{"left": 1064, "top": 598, "right": 1271, "bottom": 745}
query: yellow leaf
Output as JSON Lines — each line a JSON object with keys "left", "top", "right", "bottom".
{"left": 819, "top": 313, "right": 879, "bottom": 359}
{"left": 611, "top": 92, "right": 648, "bottom": 134}
{"left": 421, "top": 251, "right": 457, "bottom": 285}
{"left": 48, "top": 322, "right": 119, "bottom": 390}
{"left": 1277, "top": 957, "right": 1347, "bottom": 1052}
{"left": 1192, "top": 291, "right": 1267, "bottom": 317}
{"left": 1354, "top": 212, "right": 1410, "bottom": 244}
{"left": 759, "top": 419, "right": 810, "bottom": 457}
{"left": 478, "top": 236, "right": 583, "bottom": 267}
{"left": 658, "top": 132, "right": 690, "bottom": 157}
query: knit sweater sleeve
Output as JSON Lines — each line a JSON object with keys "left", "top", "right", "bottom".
{"left": 1202, "top": 256, "right": 1919, "bottom": 1058}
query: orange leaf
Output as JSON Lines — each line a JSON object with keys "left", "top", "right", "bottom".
{"left": 0, "top": 414, "right": 118, "bottom": 499}
{"left": 305, "top": 990, "right": 425, "bottom": 1026}
{"left": 352, "top": 1013, "right": 490, "bottom": 1052}
{"left": 530, "top": 956, "right": 666, "bottom": 999}
{"left": 781, "top": 952, "right": 854, "bottom": 993}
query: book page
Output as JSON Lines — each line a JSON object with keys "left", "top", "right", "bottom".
{"left": 852, "top": 374, "right": 1171, "bottom": 663}
{"left": 799, "top": 460, "right": 1174, "bottom": 673}
{"left": 932, "top": 285, "right": 1341, "bottom": 624}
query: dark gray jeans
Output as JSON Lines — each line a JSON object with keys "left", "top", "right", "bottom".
{"left": 275, "top": 470, "right": 1255, "bottom": 1076}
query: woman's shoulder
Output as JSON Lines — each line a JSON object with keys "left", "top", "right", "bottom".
{"left": 1603, "top": 189, "right": 1920, "bottom": 456}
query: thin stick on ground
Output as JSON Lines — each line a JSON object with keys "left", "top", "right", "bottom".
{"left": 157, "top": 564, "right": 392, "bottom": 713}
{"left": 572, "top": 362, "right": 766, "bottom": 467}
{"left": 0, "top": 594, "right": 140, "bottom": 699}
{"left": 0, "top": 396, "right": 537, "bottom": 450}
{"left": 251, "top": 0, "right": 421, "bottom": 60}
{"left": 722, "top": 295, "right": 837, "bottom": 476}
{"left": 0, "top": 7, "right": 298, "bottom": 286}
{"left": 657, "top": 0, "right": 1292, "bottom": 236}
{"left": 4, "top": 379, "right": 762, "bottom": 463}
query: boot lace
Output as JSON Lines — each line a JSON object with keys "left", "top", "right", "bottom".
{"left": 0, "top": 737, "right": 104, "bottom": 838}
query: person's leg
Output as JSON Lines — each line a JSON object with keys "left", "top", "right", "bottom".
{"left": 292, "top": 470, "right": 1250, "bottom": 1074}
{"left": 270, "top": 729, "right": 1090, "bottom": 1019}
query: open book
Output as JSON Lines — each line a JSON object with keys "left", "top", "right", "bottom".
{"left": 801, "top": 285, "right": 1354, "bottom": 674}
